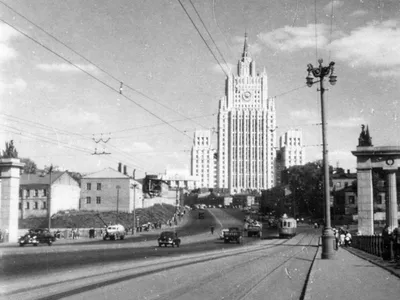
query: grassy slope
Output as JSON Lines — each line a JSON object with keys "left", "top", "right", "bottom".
{"left": 19, "top": 204, "right": 177, "bottom": 229}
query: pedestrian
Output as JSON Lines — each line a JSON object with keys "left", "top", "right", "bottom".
{"left": 382, "top": 225, "right": 392, "bottom": 261}
{"left": 392, "top": 227, "right": 400, "bottom": 263}
{"left": 339, "top": 230, "right": 345, "bottom": 247}
{"left": 345, "top": 231, "right": 352, "bottom": 247}
{"left": 333, "top": 228, "right": 339, "bottom": 250}
{"left": 211, "top": 226, "right": 214, "bottom": 235}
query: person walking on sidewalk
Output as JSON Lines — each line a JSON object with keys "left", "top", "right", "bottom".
{"left": 382, "top": 225, "right": 392, "bottom": 261}
{"left": 392, "top": 227, "right": 400, "bottom": 263}
{"left": 210, "top": 226, "right": 214, "bottom": 235}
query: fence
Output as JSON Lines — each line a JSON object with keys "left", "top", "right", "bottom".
{"left": 352, "top": 235, "right": 396, "bottom": 260}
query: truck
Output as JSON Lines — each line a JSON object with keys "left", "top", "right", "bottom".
{"left": 223, "top": 197, "right": 233, "bottom": 207}
{"left": 223, "top": 227, "right": 243, "bottom": 244}
{"left": 247, "top": 221, "right": 262, "bottom": 237}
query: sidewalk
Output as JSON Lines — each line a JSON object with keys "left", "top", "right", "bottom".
{"left": 304, "top": 246, "right": 400, "bottom": 300}
{"left": 0, "top": 212, "right": 192, "bottom": 248}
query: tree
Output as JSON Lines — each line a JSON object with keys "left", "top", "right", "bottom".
{"left": 20, "top": 157, "right": 37, "bottom": 174}
{"left": 286, "top": 160, "right": 333, "bottom": 219}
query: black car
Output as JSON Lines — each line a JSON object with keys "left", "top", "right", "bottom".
{"left": 18, "top": 228, "right": 56, "bottom": 247}
{"left": 157, "top": 231, "right": 181, "bottom": 247}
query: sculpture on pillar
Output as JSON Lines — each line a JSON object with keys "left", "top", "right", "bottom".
{"left": 1, "top": 140, "right": 19, "bottom": 158}
{"left": 358, "top": 125, "right": 373, "bottom": 146}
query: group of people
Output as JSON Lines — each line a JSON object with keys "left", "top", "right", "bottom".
{"left": 333, "top": 227, "right": 352, "bottom": 249}
{"left": 382, "top": 225, "right": 400, "bottom": 261}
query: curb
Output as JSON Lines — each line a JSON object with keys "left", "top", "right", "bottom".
{"left": 302, "top": 245, "right": 321, "bottom": 300}
{"left": 345, "top": 247, "right": 400, "bottom": 279}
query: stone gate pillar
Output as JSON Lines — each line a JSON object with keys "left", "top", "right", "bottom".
{"left": 0, "top": 158, "right": 24, "bottom": 243}
{"left": 386, "top": 170, "right": 398, "bottom": 232}
{"left": 357, "top": 167, "right": 374, "bottom": 235}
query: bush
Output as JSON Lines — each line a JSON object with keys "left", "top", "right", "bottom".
{"left": 19, "top": 204, "right": 177, "bottom": 229}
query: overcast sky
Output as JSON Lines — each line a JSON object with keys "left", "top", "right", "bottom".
{"left": 1, "top": 0, "right": 399, "bottom": 178}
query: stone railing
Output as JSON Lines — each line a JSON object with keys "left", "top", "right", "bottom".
{"left": 351, "top": 235, "right": 396, "bottom": 260}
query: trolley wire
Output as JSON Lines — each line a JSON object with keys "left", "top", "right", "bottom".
{"left": 177, "top": 0, "right": 228, "bottom": 77}
{"left": 0, "top": 18, "right": 192, "bottom": 140}
{"left": 0, "top": 0, "right": 209, "bottom": 131}
{"left": 187, "top": 0, "right": 231, "bottom": 73}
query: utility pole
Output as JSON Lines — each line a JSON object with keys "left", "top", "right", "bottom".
{"left": 47, "top": 164, "right": 53, "bottom": 230}
{"left": 116, "top": 185, "right": 121, "bottom": 224}
{"left": 306, "top": 58, "right": 337, "bottom": 259}
{"left": 132, "top": 183, "right": 137, "bottom": 235}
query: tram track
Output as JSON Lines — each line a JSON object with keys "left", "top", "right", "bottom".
{"left": 3, "top": 235, "right": 300, "bottom": 299}
{"left": 149, "top": 233, "right": 318, "bottom": 300}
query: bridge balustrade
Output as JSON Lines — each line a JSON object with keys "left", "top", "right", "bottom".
{"left": 352, "top": 235, "right": 395, "bottom": 260}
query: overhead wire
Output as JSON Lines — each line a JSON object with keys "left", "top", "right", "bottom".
{"left": 0, "top": 0, "right": 209, "bottom": 131}
{"left": 212, "top": 0, "right": 235, "bottom": 63}
{"left": 188, "top": 0, "right": 231, "bottom": 73}
{"left": 328, "top": 0, "right": 335, "bottom": 61}
{"left": 314, "top": 0, "right": 318, "bottom": 60}
{"left": 2, "top": 114, "right": 149, "bottom": 171}
{"left": 176, "top": 0, "right": 228, "bottom": 77}
{"left": 0, "top": 18, "right": 194, "bottom": 141}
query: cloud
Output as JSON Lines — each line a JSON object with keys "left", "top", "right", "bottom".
{"left": 331, "top": 117, "right": 365, "bottom": 128}
{"left": 369, "top": 68, "right": 400, "bottom": 78}
{"left": 36, "top": 63, "right": 98, "bottom": 73}
{"left": 323, "top": 1, "right": 344, "bottom": 14}
{"left": 0, "top": 77, "right": 27, "bottom": 95}
{"left": 258, "top": 24, "right": 329, "bottom": 52}
{"left": 330, "top": 20, "right": 400, "bottom": 73}
{"left": 0, "top": 24, "right": 22, "bottom": 95}
{"left": 212, "top": 62, "right": 236, "bottom": 74}
{"left": 289, "top": 109, "right": 319, "bottom": 122}
{"left": 50, "top": 108, "right": 101, "bottom": 125}
{"left": 349, "top": 9, "right": 368, "bottom": 17}
{"left": 120, "top": 142, "right": 154, "bottom": 153}
{"left": 0, "top": 24, "right": 18, "bottom": 63}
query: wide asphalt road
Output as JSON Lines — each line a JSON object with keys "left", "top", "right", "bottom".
{"left": 0, "top": 209, "right": 319, "bottom": 300}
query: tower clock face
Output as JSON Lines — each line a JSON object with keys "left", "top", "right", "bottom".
{"left": 242, "top": 91, "right": 251, "bottom": 101}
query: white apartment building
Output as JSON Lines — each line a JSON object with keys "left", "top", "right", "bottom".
{"left": 217, "top": 34, "right": 276, "bottom": 193}
{"left": 191, "top": 130, "right": 216, "bottom": 188}
{"left": 279, "top": 129, "right": 305, "bottom": 168}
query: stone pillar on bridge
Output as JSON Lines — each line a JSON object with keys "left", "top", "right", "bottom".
{"left": 386, "top": 169, "right": 398, "bottom": 232}
{"left": 352, "top": 125, "right": 400, "bottom": 235}
{"left": 356, "top": 167, "right": 374, "bottom": 235}
{"left": 0, "top": 158, "right": 24, "bottom": 243}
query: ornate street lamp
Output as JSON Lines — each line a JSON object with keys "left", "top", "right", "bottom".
{"left": 306, "top": 59, "right": 337, "bottom": 259}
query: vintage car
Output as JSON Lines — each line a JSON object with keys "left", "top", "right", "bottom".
{"left": 18, "top": 228, "right": 56, "bottom": 246}
{"left": 157, "top": 231, "right": 181, "bottom": 247}
{"left": 219, "top": 228, "right": 230, "bottom": 240}
{"left": 103, "top": 224, "right": 125, "bottom": 241}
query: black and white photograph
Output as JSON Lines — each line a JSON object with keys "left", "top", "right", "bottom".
{"left": 0, "top": 1, "right": 400, "bottom": 299}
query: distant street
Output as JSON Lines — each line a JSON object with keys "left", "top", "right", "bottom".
{"left": 0, "top": 209, "right": 320, "bottom": 300}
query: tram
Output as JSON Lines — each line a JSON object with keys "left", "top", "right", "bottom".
{"left": 278, "top": 214, "right": 297, "bottom": 238}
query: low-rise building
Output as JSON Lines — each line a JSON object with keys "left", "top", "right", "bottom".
{"left": 80, "top": 167, "right": 142, "bottom": 212}
{"left": 19, "top": 171, "right": 80, "bottom": 219}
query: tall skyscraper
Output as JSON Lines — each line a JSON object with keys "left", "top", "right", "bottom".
{"left": 191, "top": 130, "right": 216, "bottom": 188}
{"left": 279, "top": 129, "right": 305, "bottom": 168}
{"left": 217, "top": 34, "right": 276, "bottom": 193}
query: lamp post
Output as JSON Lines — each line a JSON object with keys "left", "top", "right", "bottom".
{"left": 306, "top": 58, "right": 337, "bottom": 259}
{"left": 132, "top": 183, "right": 137, "bottom": 235}
{"left": 47, "top": 164, "right": 53, "bottom": 230}
{"left": 116, "top": 185, "right": 121, "bottom": 224}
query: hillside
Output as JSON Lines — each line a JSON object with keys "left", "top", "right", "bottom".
{"left": 19, "top": 204, "right": 177, "bottom": 229}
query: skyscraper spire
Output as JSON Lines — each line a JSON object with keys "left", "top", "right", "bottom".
{"left": 242, "top": 31, "right": 249, "bottom": 59}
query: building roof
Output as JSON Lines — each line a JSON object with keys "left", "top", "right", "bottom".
{"left": 332, "top": 172, "right": 357, "bottom": 180}
{"left": 20, "top": 171, "right": 65, "bottom": 186}
{"left": 82, "top": 167, "right": 130, "bottom": 179}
